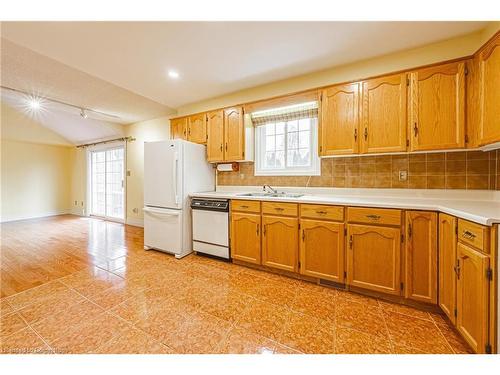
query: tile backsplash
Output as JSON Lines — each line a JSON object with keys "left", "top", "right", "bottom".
{"left": 217, "top": 150, "right": 499, "bottom": 190}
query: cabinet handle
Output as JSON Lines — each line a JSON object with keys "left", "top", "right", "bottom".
{"left": 354, "top": 128, "right": 358, "bottom": 141}
{"left": 462, "top": 230, "right": 476, "bottom": 240}
{"left": 455, "top": 259, "right": 461, "bottom": 280}
{"left": 408, "top": 223, "right": 412, "bottom": 238}
{"left": 316, "top": 210, "right": 328, "bottom": 215}
{"left": 274, "top": 207, "right": 284, "bottom": 211}
{"left": 225, "top": 143, "right": 228, "bottom": 151}
{"left": 364, "top": 127, "right": 368, "bottom": 141}
{"left": 263, "top": 225, "right": 266, "bottom": 236}
{"left": 220, "top": 144, "right": 223, "bottom": 152}
{"left": 240, "top": 205, "right": 249, "bottom": 209}
{"left": 302, "top": 229, "right": 305, "bottom": 242}
{"left": 188, "top": 127, "right": 191, "bottom": 136}
{"left": 366, "top": 214, "right": 381, "bottom": 221}
{"left": 413, "top": 122, "right": 418, "bottom": 137}
{"left": 349, "top": 235, "right": 353, "bottom": 249}
{"left": 256, "top": 224, "right": 259, "bottom": 236}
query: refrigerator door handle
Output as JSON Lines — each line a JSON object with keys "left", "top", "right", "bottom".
{"left": 143, "top": 207, "right": 181, "bottom": 216}
{"left": 172, "top": 152, "right": 179, "bottom": 205}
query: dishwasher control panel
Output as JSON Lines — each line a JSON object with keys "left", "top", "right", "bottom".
{"left": 191, "top": 198, "right": 229, "bottom": 212}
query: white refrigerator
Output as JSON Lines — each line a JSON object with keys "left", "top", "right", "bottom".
{"left": 143, "top": 139, "right": 214, "bottom": 258}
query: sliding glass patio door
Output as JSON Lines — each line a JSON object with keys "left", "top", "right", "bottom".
{"left": 89, "top": 145, "right": 125, "bottom": 222}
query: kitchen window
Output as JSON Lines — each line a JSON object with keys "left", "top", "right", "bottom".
{"left": 252, "top": 101, "right": 320, "bottom": 176}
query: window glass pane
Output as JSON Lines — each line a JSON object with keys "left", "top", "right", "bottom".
{"left": 287, "top": 131, "right": 298, "bottom": 149}
{"left": 287, "top": 149, "right": 299, "bottom": 167}
{"left": 299, "top": 118, "right": 310, "bottom": 131}
{"left": 275, "top": 134, "right": 285, "bottom": 151}
{"left": 276, "top": 122, "right": 285, "bottom": 135}
{"left": 265, "top": 151, "right": 275, "bottom": 168}
{"left": 275, "top": 151, "right": 285, "bottom": 168}
{"left": 299, "top": 131, "right": 310, "bottom": 148}
{"left": 265, "top": 123, "right": 275, "bottom": 135}
{"left": 266, "top": 135, "right": 275, "bottom": 151}
{"left": 298, "top": 149, "right": 310, "bottom": 166}
{"left": 288, "top": 120, "right": 298, "bottom": 132}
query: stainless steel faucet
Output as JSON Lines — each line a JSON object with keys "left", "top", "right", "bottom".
{"left": 263, "top": 185, "right": 278, "bottom": 194}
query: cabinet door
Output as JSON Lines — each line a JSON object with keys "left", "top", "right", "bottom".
{"left": 262, "top": 215, "right": 298, "bottom": 272}
{"left": 409, "top": 61, "right": 465, "bottom": 151}
{"left": 478, "top": 34, "right": 500, "bottom": 146}
{"left": 188, "top": 113, "right": 207, "bottom": 144}
{"left": 320, "top": 83, "right": 360, "bottom": 156}
{"left": 231, "top": 212, "right": 261, "bottom": 264}
{"left": 438, "top": 213, "right": 457, "bottom": 323}
{"left": 224, "top": 107, "right": 244, "bottom": 161}
{"left": 299, "top": 219, "right": 344, "bottom": 283}
{"left": 361, "top": 73, "right": 407, "bottom": 153}
{"left": 207, "top": 110, "right": 225, "bottom": 162}
{"left": 405, "top": 211, "right": 437, "bottom": 304}
{"left": 170, "top": 117, "right": 187, "bottom": 139}
{"left": 347, "top": 224, "right": 401, "bottom": 295}
{"left": 456, "top": 242, "right": 490, "bottom": 353}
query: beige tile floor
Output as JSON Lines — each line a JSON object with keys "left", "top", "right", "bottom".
{"left": 0, "top": 216, "right": 473, "bottom": 354}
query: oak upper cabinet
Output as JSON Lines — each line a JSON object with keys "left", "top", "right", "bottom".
{"left": 347, "top": 223, "right": 401, "bottom": 295}
{"left": 405, "top": 211, "right": 437, "bottom": 304}
{"left": 262, "top": 214, "right": 299, "bottom": 272}
{"left": 206, "top": 110, "right": 225, "bottom": 162}
{"left": 224, "top": 107, "right": 245, "bottom": 161}
{"left": 299, "top": 219, "right": 345, "bottom": 283}
{"left": 477, "top": 34, "right": 500, "bottom": 146}
{"left": 187, "top": 113, "right": 207, "bottom": 144}
{"left": 438, "top": 213, "right": 458, "bottom": 324}
{"left": 361, "top": 73, "right": 407, "bottom": 153}
{"left": 230, "top": 212, "right": 261, "bottom": 265}
{"left": 170, "top": 117, "right": 187, "bottom": 139}
{"left": 320, "top": 83, "right": 360, "bottom": 156}
{"left": 408, "top": 61, "right": 465, "bottom": 151}
{"left": 456, "top": 242, "right": 490, "bottom": 353}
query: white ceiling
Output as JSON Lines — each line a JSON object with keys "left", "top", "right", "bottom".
{"left": 1, "top": 21, "right": 489, "bottom": 110}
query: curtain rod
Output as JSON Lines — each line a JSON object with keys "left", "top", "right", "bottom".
{"left": 76, "top": 136, "right": 136, "bottom": 149}
{"left": 0, "top": 85, "right": 122, "bottom": 121}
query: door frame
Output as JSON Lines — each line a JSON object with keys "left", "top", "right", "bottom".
{"left": 86, "top": 141, "right": 127, "bottom": 223}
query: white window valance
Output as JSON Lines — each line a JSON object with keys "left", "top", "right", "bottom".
{"left": 250, "top": 101, "right": 319, "bottom": 126}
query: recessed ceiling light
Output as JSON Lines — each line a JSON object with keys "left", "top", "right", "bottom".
{"left": 168, "top": 70, "right": 180, "bottom": 79}
{"left": 29, "top": 98, "right": 41, "bottom": 110}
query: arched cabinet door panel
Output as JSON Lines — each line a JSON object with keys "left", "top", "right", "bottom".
{"left": 231, "top": 212, "right": 261, "bottom": 264}
{"left": 262, "top": 215, "right": 298, "bottom": 272}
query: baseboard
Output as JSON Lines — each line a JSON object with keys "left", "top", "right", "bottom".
{"left": 126, "top": 217, "right": 144, "bottom": 227}
{"left": 0, "top": 210, "right": 71, "bottom": 223}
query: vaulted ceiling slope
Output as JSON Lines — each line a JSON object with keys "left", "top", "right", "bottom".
{"left": 0, "top": 37, "right": 174, "bottom": 124}
{"left": 1, "top": 21, "right": 489, "bottom": 110}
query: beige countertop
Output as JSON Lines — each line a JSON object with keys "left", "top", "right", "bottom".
{"left": 190, "top": 188, "right": 500, "bottom": 226}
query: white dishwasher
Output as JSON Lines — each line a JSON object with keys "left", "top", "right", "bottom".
{"left": 190, "top": 198, "right": 229, "bottom": 259}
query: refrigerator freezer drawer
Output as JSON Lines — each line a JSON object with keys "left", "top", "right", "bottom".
{"left": 144, "top": 207, "right": 182, "bottom": 255}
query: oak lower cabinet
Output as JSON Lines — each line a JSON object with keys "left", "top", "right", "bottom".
{"left": 456, "top": 242, "right": 490, "bottom": 353}
{"left": 262, "top": 215, "right": 298, "bottom": 272}
{"left": 347, "top": 224, "right": 401, "bottom": 295}
{"left": 170, "top": 117, "right": 187, "bottom": 139}
{"left": 230, "top": 212, "right": 261, "bottom": 265}
{"left": 405, "top": 211, "right": 437, "bottom": 304}
{"left": 438, "top": 213, "right": 458, "bottom": 324}
{"left": 299, "top": 219, "right": 345, "bottom": 283}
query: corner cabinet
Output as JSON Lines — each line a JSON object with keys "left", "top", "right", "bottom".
{"left": 360, "top": 73, "right": 407, "bottom": 153}
{"left": 408, "top": 61, "right": 465, "bottom": 151}
{"left": 477, "top": 33, "right": 500, "bottom": 146}
{"left": 438, "top": 213, "right": 458, "bottom": 324}
{"left": 320, "top": 83, "right": 360, "bottom": 156}
{"left": 405, "top": 211, "right": 437, "bottom": 304}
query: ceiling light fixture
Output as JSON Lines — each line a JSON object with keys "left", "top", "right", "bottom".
{"left": 29, "top": 97, "right": 41, "bottom": 110}
{"left": 80, "top": 108, "right": 88, "bottom": 119}
{"left": 168, "top": 70, "right": 180, "bottom": 79}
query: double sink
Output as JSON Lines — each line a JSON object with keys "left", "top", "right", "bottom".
{"left": 237, "top": 192, "right": 304, "bottom": 198}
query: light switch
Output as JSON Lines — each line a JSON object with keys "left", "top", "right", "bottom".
{"left": 399, "top": 170, "right": 408, "bottom": 181}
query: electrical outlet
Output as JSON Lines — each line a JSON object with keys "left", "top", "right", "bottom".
{"left": 240, "top": 173, "right": 245, "bottom": 179}
{"left": 399, "top": 170, "right": 408, "bottom": 181}
{"left": 74, "top": 200, "right": 78, "bottom": 205}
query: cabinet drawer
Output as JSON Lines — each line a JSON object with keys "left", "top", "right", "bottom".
{"left": 458, "top": 219, "right": 490, "bottom": 253}
{"left": 347, "top": 207, "right": 402, "bottom": 226}
{"left": 300, "top": 204, "right": 344, "bottom": 221}
{"left": 262, "top": 202, "right": 298, "bottom": 217}
{"left": 231, "top": 200, "right": 261, "bottom": 213}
